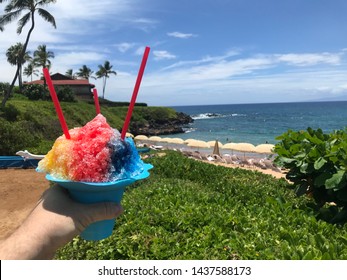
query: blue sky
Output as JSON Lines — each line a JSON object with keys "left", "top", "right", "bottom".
{"left": 1, "top": 0, "right": 347, "bottom": 106}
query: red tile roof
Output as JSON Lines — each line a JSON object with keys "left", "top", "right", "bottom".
{"left": 25, "top": 79, "right": 95, "bottom": 87}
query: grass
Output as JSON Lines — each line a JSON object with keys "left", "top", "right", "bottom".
{"left": 0, "top": 97, "right": 180, "bottom": 155}
{"left": 55, "top": 151, "right": 347, "bottom": 260}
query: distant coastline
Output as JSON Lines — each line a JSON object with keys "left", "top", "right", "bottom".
{"left": 165, "top": 101, "right": 347, "bottom": 145}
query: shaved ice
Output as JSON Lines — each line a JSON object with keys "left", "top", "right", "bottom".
{"left": 38, "top": 114, "right": 144, "bottom": 182}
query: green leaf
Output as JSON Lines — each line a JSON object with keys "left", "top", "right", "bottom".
{"left": 314, "top": 157, "right": 327, "bottom": 170}
{"left": 314, "top": 172, "right": 332, "bottom": 187}
{"left": 325, "top": 170, "right": 346, "bottom": 190}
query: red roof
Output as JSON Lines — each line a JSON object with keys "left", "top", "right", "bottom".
{"left": 24, "top": 73, "right": 95, "bottom": 88}
{"left": 25, "top": 79, "right": 95, "bottom": 87}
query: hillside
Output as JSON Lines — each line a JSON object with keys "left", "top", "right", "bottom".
{"left": 0, "top": 96, "right": 192, "bottom": 155}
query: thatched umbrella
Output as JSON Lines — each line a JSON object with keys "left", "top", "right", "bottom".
{"left": 187, "top": 140, "right": 210, "bottom": 150}
{"left": 125, "top": 132, "right": 134, "bottom": 138}
{"left": 211, "top": 140, "right": 222, "bottom": 156}
{"left": 166, "top": 137, "right": 185, "bottom": 145}
{"left": 254, "top": 144, "right": 275, "bottom": 154}
{"left": 184, "top": 138, "right": 197, "bottom": 144}
{"left": 148, "top": 136, "right": 163, "bottom": 142}
{"left": 233, "top": 143, "right": 256, "bottom": 153}
{"left": 134, "top": 135, "right": 148, "bottom": 140}
{"left": 222, "top": 142, "right": 238, "bottom": 153}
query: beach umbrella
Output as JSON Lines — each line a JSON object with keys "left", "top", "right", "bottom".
{"left": 166, "top": 137, "right": 185, "bottom": 144}
{"left": 187, "top": 140, "right": 210, "bottom": 150}
{"left": 207, "top": 140, "right": 223, "bottom": 147}
{"left": 233, "top": 143, "right": 256, "bottom": 153}
{"left": 254, "top": 144, "right": 275, "bottom": 154}
{"left": 148, "top": 136, "right": 163, "bottom": 142}
{"left": 125, "top": 132, "right": 134, "bottom": 138}
{"left": 211, "top": 140, "right": 222, "bottom": 156}
{"left": 160, "top": 137, "right": 173, "bottom": 143}
{"left": 184, "top": 138, "right": 197, "bottom": 144}
{"left": 222, "top": 143, "right": 238, "bottom": 151}
{"left": 134, "top": 135, "right": 148, "bottom": 140}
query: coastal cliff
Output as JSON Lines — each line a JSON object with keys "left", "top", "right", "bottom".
{"left": 0, "top": 98, "right": 193, "bottom": 155}
{"left": 130, "top": 111, "right": 193, "bottom": 136}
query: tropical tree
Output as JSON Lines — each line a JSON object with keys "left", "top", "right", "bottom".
{"left": 23, "top": 61, "right": 39, "bottom": 82}
{"left": 65, "top": 69, "right": 76, "bottom": 79}
{"left": 96, "top": 60, "right": 117, "bottom": 99}
{"left": 76, "top": 65, "right": 94, "bottom": 80}
{"left": 33, "top": 44, "right": 54, "bottom": 69}
{"left": 0, "top": 0, "right": 57, "bottom": 107}
{"left": 6, "top": 42, "right": 31, "bottom": 89}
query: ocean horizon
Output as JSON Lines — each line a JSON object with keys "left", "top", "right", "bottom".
{"left": 164, "top": 101, "right": 347, "bottom": 145}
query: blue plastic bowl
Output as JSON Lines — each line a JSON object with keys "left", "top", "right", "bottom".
{"left": 45, "top": 163, "right": 153, "bottom": 240}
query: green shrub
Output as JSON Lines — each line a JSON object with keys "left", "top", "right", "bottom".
{"left": 0, "top": 82, "right": 9, "bottom": 97}
{"left": 0, "top": 120, "right": 39, "bottom": 155}
{"left": 1, "top": 104, "right": 21, "bottom": 121}
{"left": 57, "top": 86, "right": 75, "bottom": 102}
{"left": 55, "top": 152, "right": 347, "bottom": 260}
{"left": 274, "top": 127, "right": 347, "bottom": 223}
{"left": 23, "top": 84, "right": 49, "bottom": 100}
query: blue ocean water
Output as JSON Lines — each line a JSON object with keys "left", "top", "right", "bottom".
{"left": 166, "top": 101, "right": 347, "bottom": 145}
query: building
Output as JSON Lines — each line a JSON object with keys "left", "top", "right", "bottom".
{"left": 24, "top": 73, "right": 95, "bottom": 99}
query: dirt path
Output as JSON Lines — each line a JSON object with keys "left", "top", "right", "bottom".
{"left": 0, "top": 169, "right": 49, "bottom": 241}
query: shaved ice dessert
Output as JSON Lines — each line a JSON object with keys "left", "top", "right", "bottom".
{"left": 38, "top": 114, "right": 144, "bottom": 182}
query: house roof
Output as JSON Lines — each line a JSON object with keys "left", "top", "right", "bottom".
{"left": 24, "top": 73, "right": 95, "bottom": 88}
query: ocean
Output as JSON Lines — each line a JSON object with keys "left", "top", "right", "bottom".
{"left": 165, "top": 101, "right": 347, "bottom": 145}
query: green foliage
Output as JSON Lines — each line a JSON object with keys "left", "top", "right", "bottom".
{"left": 0, "top": 82, "right": 10, "bottom": 97}
{"left": 23, "top": 84, "right": 49, "bottom": 100}
{"left": 1, "top": 103, "right": 20, "bottom": 121}
{"left": 0, "top": 98, "right": 184, "bottom": 155}
{"left": 0, "top": 120, "right": 39, "bottom": 155}
{"left": 57, "top": 86, "right": 75, "bottom": 102}
{"left": 274, "top": 128, "right": 347, "bottom": 223}
{"left": 55, "top": 152, "right": 347, "bottom": 260}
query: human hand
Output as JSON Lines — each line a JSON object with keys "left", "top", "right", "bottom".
{"left": 0, "top": 185, "right": 123, "bottom": 259}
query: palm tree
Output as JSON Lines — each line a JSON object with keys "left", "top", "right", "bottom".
{"left": 6, "top": 42, "right": 31, "bottom": 90}
{"left": 65, "top": 69, "right": 76, "bottom": 79}
{"left": 33, "top": 44, "right": 54, "bottom": 69}
{"left": 23, "top": 61, "right": 39, "bottom": 82}
{"left": 76, "top": 65, "right": 94, "bottom": 80}
{"left": 96, "top": 61, "right": 117, "bottom": 99}
{"left": 0, "top": 0, "right": 57, "bottom": 107}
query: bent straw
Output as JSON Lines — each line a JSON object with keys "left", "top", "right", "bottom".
{"left": 93, "top": 88, "right": 101, "bottom": 115}
{"left": 43, "top": 68, "right": 71, "bottom": 139}
{"left": 121, "top": 46, "right": 150, "bottom": 140}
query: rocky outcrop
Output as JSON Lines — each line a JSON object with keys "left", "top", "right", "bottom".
{"left": 130, "top": 112, "right": 193, "bottom": 136}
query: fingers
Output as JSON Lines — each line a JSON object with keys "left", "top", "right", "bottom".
{"left": 84, "top": 202, "right": 124, "bottom": 223}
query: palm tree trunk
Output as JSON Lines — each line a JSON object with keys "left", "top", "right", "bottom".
{"left": 102, "top": 76, "right": 107, "bottom": 99}
{"left": 1, "top": 12, "right": 35, "bottom": 108}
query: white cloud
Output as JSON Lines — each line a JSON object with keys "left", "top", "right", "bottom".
{"left": 115, "top": 42, "right": 136, "bottom": 53}
{"left": 153, "top": 50, "right": 176, "bottom": 61}
{"left": 276, "top": 52, "right": 341, "bottom": 66}
{"left": 167, "top": 31, "right": 197, "bottom": 39}
{"left": 53, "top": 52, "right": 106, "bottom": 68}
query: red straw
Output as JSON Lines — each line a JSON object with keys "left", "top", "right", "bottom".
{"left": 93, "top": 88, "right": 101, "bottom": 115}
{"left": 121, "top": 46, "right": 150, "bottom": 140}
{"left": 43, "top": 68, "right": 71, "bottom": 139}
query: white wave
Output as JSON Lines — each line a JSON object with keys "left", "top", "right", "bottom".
{"left": 191, "top": 113, "right": 223, "bottom": 120}
{"left": 191, "top": 112, "right": 246, "bottom": 120}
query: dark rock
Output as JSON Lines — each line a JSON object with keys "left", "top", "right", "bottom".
{"left": 130, "top": 111, "right": 193, "bottom": 136}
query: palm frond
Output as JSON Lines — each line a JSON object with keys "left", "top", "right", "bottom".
{"left": 37, "top": 8, "right": 56, "bottom": 28}
{"left": 16, "top": 12, "right": 30, "bottom": 34}
{"left": 0, "top": 10, "right": 22, "bottom": 27}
